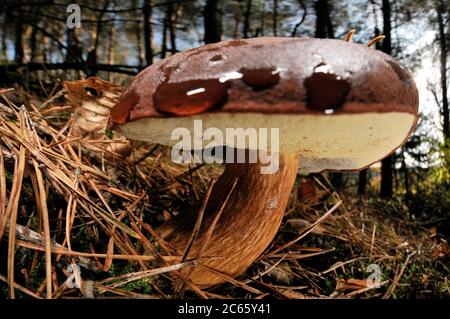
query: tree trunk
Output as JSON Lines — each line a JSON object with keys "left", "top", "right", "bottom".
{"left": 331, "top": 173, "right": 343, "bottom": 190}
{"left": 136, "top": 22, "right": 144, "bottom": 68}
{"left": 233, "top": 7, "right": 241, "bottom": 39}
{"left": 107, "top": 20, "right": 116, "bottom": 82}
{"left": 256, "top": 0, "right": 266, "bottom": 37}
{"left": 243, "top": 0, "right": 253, "bottom": 38}
{"left": 29, "top": 18, "right": 38, "bottom": 62}
{"left": 272, "top": 0, "right": 278, "bottom": 36}
{"left": 26, "top": 5, "right": 40, "bottom": 62}
{"left": 1, "top": 11, "right": 7, "bottom": 60}
{"left": 291, "top": 0, "right": 307, "bottom": 37}
{"left": 380, "top": 0, "right": 393, "bottom": 198}
{"left": 393, "top": 159, "right": 399, "bottom": 193}
{"left": 14, "top": 10, "right": 24, "bottom": 63}
{"left": 86, "top": 1, "right": 110, "bottom": 77}
{"left": 143, "top": 0, "right": 153, "bottom": 65}
{"left": 315, "top": 0, "right": 334, "bottom": 38}
{"left": 358, "top": 169, "right": 368, "bottom": 195}
{"left": 401, "top": 150, "right": 410, "bottom": 198}
{"left": 65, "top": 27, "right": 83, "bottom": 64}
{"left": 203, "top": 0, "right": 222, "bottom": 44}
{"left": 161, "top": 11, "right": 168, "bottom": 59}
{"left": 436, "top": 0, "right": 449, "bottom": 143}
{"left": 168, "top": 4, "right": 177, "bottom": 54}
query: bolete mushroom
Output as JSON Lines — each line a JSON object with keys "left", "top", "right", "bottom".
{"left": 109, "top": 37, "right": 418, "bottom": 288}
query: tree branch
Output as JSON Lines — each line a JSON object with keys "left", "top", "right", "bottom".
{"left": 291, "top": 0, "right": 307, "bottom": 37}
{"left": 0, "top": 62, "right": 140, "bottom": 76}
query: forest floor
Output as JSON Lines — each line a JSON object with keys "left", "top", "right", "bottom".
{"left": 0, "top": 81, "right": 449, "bottom": 299}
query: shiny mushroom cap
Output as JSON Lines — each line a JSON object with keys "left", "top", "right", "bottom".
{"left": 110, "top": 37, "right": 419, "bottom": 173}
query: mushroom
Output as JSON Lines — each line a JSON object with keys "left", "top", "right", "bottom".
{"left": 109, "top": 37, "right": 418, "bottom": 288}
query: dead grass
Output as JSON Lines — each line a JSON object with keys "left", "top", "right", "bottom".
{"left": 0, "top": 81, "right": 448, "bottom": 299}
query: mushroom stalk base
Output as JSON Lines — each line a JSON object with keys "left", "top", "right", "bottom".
{"left": 158, "top": 153, "right": 299, "bottom": 288}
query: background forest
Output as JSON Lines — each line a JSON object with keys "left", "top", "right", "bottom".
{"left": 0, "top": 0, "right": 449, "bottom": 299}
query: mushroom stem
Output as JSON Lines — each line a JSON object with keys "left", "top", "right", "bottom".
{"left": 158, "top": 151, "right": 299, "bottom": 287}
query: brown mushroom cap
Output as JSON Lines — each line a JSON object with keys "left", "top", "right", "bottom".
{"left": 110, "top": 37, "right": 419, "bottom": 173}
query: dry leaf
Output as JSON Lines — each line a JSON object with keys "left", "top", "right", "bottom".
{"left": 63, "top": 77, "right": 123, "bottom": 136}
{"left": 297, "top": 178, "right": 318, "bottom": 204}
{"left": 63, "top": 77, "right": 133, "bottom": 157}
{"left": 335, "top": 278, "right": 370, "bottom": 291}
